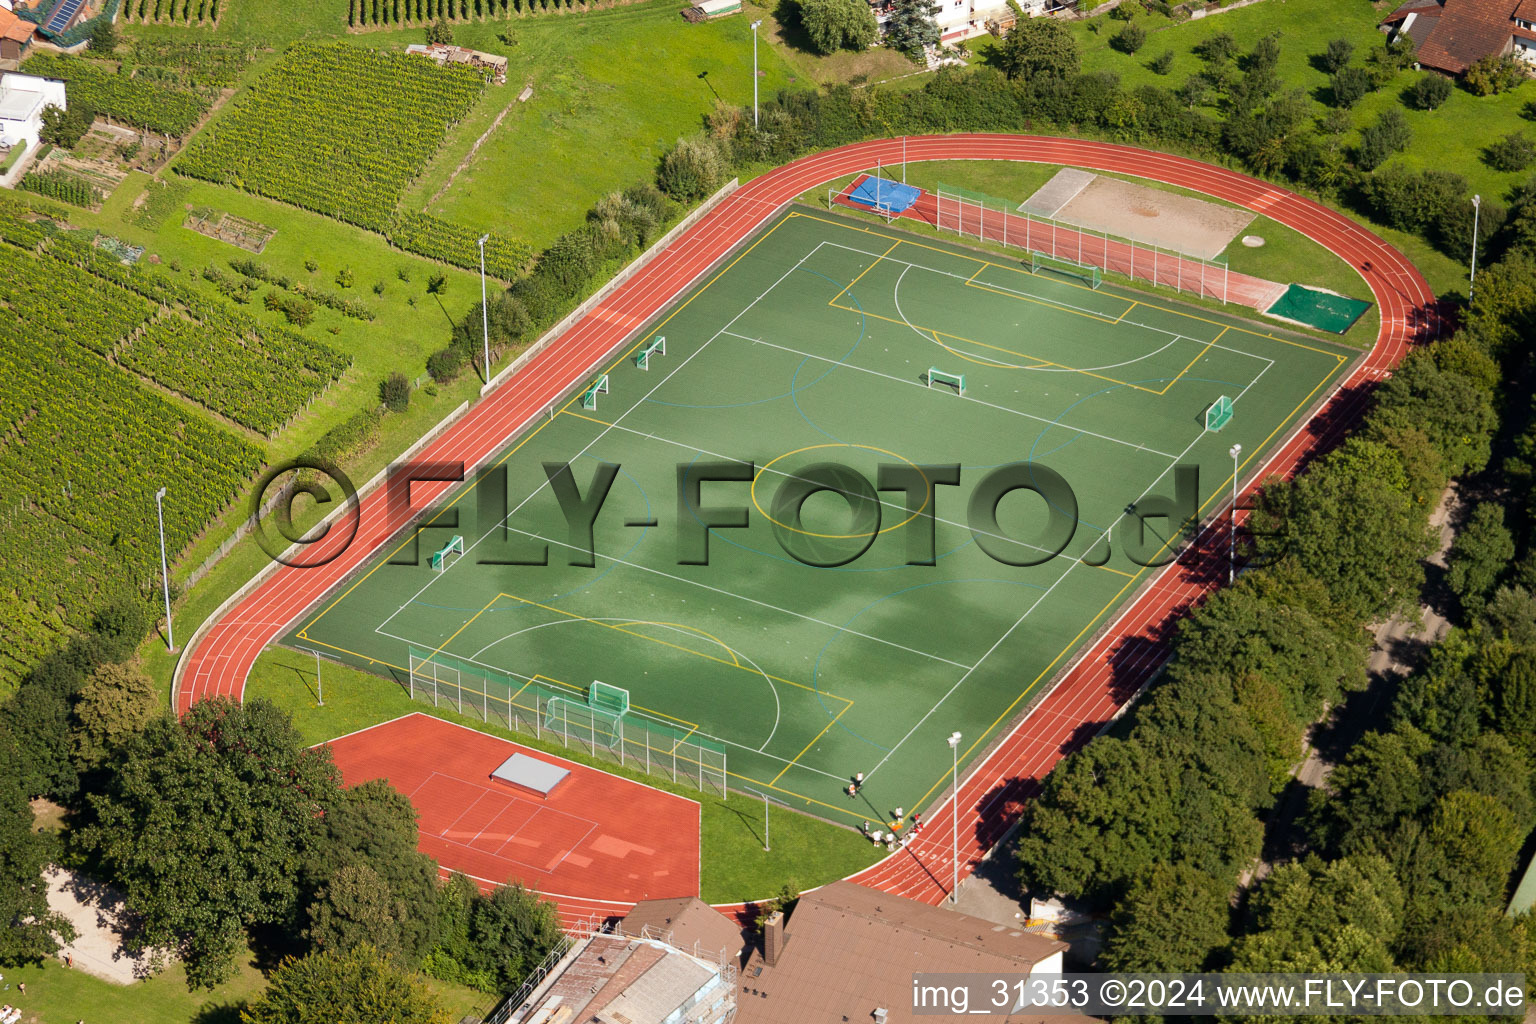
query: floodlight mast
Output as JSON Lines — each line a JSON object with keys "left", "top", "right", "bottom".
{"left": 477, "top": 233, "right": 491, "bottom": 383}
{"left": 155, "top": 487, "right": 174, "bottom": 652}
{"left": 751, "top": 21, "right": 763, "bottom": 129}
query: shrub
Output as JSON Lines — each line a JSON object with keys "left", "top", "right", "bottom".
{"left": 426, "top": 272, "right": 447, "bottom": 294}
{"left": 379, "top": 371, "right": 410, "bottom": 413}
{"left": 372, "top": 281, "right": 385, "bottom": 295}
{"left": 334, "top": 267, "right": 354, "bottom": 289}
{"left": 304, "top": 258, "right": 319, "bottom": 273}
{"left": 1331, "top": 66, "right": 1374, "bottom": 108}
{"left": 88, "top": 19, "right": 118, "bottom": 53}
{"left": 1486, "top": 132, "right": 1536, "bottom": 172}
{"left": 1112, "top": 22, "right": 1147, "bottom": 55}
{"left": 798, "top": 0, "right": 878, "bottom": 55}
{"left": 1148, "top": 50, "right": 1175, "bottom": 75}
{"left": 425, "top": 17, "right": 454, "bottom": 45}
{"left": 657, "top": 136, "right": 727, "bottom": 202}
{"left": 426, "top": 346, "right": 464, "bottom": 383}
{"left": 1320, "top": 37, "right": 1354, "bottom": 74}
{"left": 1404, "top": 73, "right": 1452, "bottom": 111}
{"left": 1195, "top": 31, "right": 1236, "bottom": 65}
{"left": 1465, "top": 54, "right": 1526, "bottom": 96}
{"left": 39, "top": 103, "right": 96, "bottom": 149}
{"left": 1356, "top": 109, "right": 1411, "bottom": 171}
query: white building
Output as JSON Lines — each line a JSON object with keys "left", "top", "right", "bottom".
{"left": 872, "top": 0, "right": 1049, "bottom": 47}
{"left": 0, "top": 71, "right": 66, "bottom": 152}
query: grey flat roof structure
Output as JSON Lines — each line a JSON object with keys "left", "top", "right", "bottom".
{"left": 491, "top": 752, "right": 570, "bottom": 797}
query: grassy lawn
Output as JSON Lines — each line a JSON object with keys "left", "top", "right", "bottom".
{"left": 804, "top": 159, "right": 1382, "bottom": 347}
{"left": 745, "top": 0, "right": 926, "bottom": 89}
{"left": 0, "top": 952, "right": 487, "bottom": 1024}
{"left": 247, "top": 646, "right": 882, "bottom": 904}
{"left": 366, "top": 1, "right": 799, "bottom": 249}
{"left": 1073, "top": 0, "right": 1536, "bottom": 204}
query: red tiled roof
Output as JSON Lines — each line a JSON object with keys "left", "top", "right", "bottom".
{"left": 0, "top": 8, "right": 38, "bottom": 43}
{"left": 1516, "top": 0, "right": 1536, "bottom": 20}
{"left": 1417, "top": 0, "right": 1521, "bottom": 73}
{"left": 1381, "top": 0, "right": 1444, "bottom": 24}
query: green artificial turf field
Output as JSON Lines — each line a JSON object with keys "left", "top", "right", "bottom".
{"left": 287, "top": 207, "right": 1356, "bottom": 827}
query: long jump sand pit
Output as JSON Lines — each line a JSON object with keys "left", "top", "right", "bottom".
{"left": 1025, "top": 170, "right": 1255, "bottom": 260}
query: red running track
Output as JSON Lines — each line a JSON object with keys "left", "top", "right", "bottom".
{"left": 174, "top": 135, "right": 1435, "bottom": 919}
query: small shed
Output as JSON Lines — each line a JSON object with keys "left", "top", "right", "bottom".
{"left": 695, "top": 0, "right": 741, "bottom": 17}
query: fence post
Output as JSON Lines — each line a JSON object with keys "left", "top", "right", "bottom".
{"left": 433, "top": 667, "right": 439, "bottom": 708}
{"left": 1224, "top": 263, "right": 1229, "bottom": 305}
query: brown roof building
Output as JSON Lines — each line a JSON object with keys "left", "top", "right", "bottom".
{"left": 0, "top": 8, "right": 38, "bottom": 62}
{"left": 1381, "top": 0, "right": 1536, "bottom": 73}
{"left": 621, "top": 896, "right": 750, "bottom": 967}
{"left": 733, "top": 881, "right": 1080, "bottom": 1024}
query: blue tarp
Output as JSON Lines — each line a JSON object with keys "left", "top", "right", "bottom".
{"left": 847, "top": 175, "right": 922, "bottom": 214}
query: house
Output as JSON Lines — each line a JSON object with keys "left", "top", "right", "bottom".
{"left": 732, "top": 881, "right": 1080, "bottom": 1024}
{"left": 0, "top": 70, "right": 64, "bottom": 150}
{"left": 620, "top": 896, "right": 750, "bottom": 967}
{"left": 871, "top": 0, "right": 1074, "bottom": 45}
{"left": 1380, "top": 0, "right": 1536, "bottom": 74}
{"left": 502, "top": 926, "right": 738, "bottom": 1024}
{"left": 0, "top": 5, "right": 37, "bottom": 61}
{"left": 403, "top": 42, "right": 509, "bottom": 84}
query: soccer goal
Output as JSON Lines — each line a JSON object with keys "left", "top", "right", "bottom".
{"left": 429, "top": 535, "right": 464, "bottom": 573}
{"left": 927, "top": 367, "right": 966, "bottom": 396}
{"left": 589, "top": 680, "right": 630, "bottom": 716}
{"left": 580, "top": 373, "right": 609, "bottom": 411}
{"left": 1029, "top": 252, "right": 1102, "bottom": 290}
{"left": 1206, "top": 395, "right": 1234, "bottom": 432}
{"left": 634, "top": 336, "right": 666, "bottom": 370}
{"left": 544, "top": 695, "right": 623, "bottom": 751}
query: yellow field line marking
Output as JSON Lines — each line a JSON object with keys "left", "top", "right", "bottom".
{"left": 796, "top": 210, "right": 1353, "bottom": 357}
{"left": 827, "top": 299, "right": 1169, "bottom": 394}
{"left": 1116, "top": 299, "right": 1141, "bottom": 324}
{"left": 301, "top": 214, "right": 804, "bottom": 638}
{"left": 770, "top": 701, "right": 853, "bottom": 787}
{"left": 828, "top": 240, "right": 903, "bottom": 306}
{"left": 495, "top": 593, "right": 853, "bottom": 706}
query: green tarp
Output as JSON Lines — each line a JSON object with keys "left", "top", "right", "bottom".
{"left": 1264, "top": 283, "right": 1372, "bottom": 335}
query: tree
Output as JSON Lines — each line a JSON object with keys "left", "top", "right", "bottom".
{"left": 995, "top": 17, "right": 1080, "bottom": 81}
{"left": 1447, "top": 503, "right": 1515, "bottom": 620}
{"left": 1320, "top": 37, "right": 1355, "bottom": 74}
{"left": 1194, "top": 31, "right": 1236, "bottom": 66}
{"left": 303, "top": 779, "right": 441, "bottom": 965}
{"left": 1246, "top": 32, "right": 1281, "bottom": 76}
{"left": 1111, "top": 21, "right": 1146, "bottom": 55}
{"left": 798, "top": 0, "right": 877, "bottom": 55}
{"left": 38, "top": 102, "right": 95, "bottom": 149}
{"left": 1464, "top": 54, "right": 1525, "bottom": 96}
{"left": 1330, "top": 66, "right": 1374, "bottom": 108}
{"left": 0, "top": 728, "right": 74, "bottom": 965}
{"left": 307, "top": 864, "right": 419, "bottom": 962}
{"left": 378, "top": 372, "right": 410, "bottom": 414}
{"left": 1228, "top": 856, "right": 1403, "bottom": 974}
{"left": 1486, "top": 132, "right": 1536, "bottom": 172}
{"left": 241, "top": 944, "right": 453, "bottom": 1024}
{"left": 1404, "top": 73, "right": 1452, "bottom": 111}
{"left": 657, "top": 136, "right": 727, "bottom": 201}
{"left": 1413, "top": 790, "right": 1523, "bottom": 911}
{"left": 76, "top": 699, "right": 341, "bottom": 988}
{"left": 425, "top": 17, "right": 453, "bottom": 45}
{"left": 468, "top": 883, "right": 563, "bottom": 993}
{"left": 88, "top": 17, "right": 118, "bottom": 53}
{"left": 1368, "top": 351, "right": 1498, "bottom": 478}
{"left": 1147, "top": 50, "right": 1174, "bottom": 75}
{"left": 1307, "top": 725, "right": 1431, "bottom": 856}
{"left": 1356, "top": 108, "right": 1411, "bottom": 171}
{"left": 884, "top": 0, "right": 940, "bottom": 62}
{"left": 1101, "top": 863, "right": 1231, "bottom": 972}
{"left": 1482, "top": 586, "right": 1536, "bottom": 646}
{"left": 1251, "top": 439, "right": 1432, "bottom": 623}
{"left": 71, "top": 662, "right": 160, "bottom": 771}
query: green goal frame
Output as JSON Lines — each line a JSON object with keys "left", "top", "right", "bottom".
{"left": 544, "top": 695, "right": 624, "bottom": 751}
{"left": 429, "top": 535, "right": 464, "bottom": 572}
{"left": 580, "top": 374, "right": 610, "bottom": 410}
{"left": 927, "top": 367, "right": 965, "bottom": 396}
{"left": 634, "top": 336, "right": 666, "bottom": 370}
{"left": 1206, "top": 395, "right": 1234, "bottom": 432}
{"left": 589, "top": 680, "right": 630, "bottom": 715}
{"left": 1029, "top": 252, "right": 1102, "bottom": 290}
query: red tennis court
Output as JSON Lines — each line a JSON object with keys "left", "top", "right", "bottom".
{"left": 323, "top": 714, "right": 700, "bottom": 903}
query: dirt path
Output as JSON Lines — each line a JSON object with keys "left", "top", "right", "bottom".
{"left": 424, "top": 94, "right": 525, "bottom": 214}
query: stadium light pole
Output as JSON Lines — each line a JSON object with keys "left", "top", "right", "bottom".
{"left": 750, "top": 20, "right": 763, "bottom": 129}
{"left": 947, "top": 730, "right": 961, "bottom": 903}
{"left": 313, "top": 648, "right": 324, "bottom": 707}
{"left": 477, "top": 234, "right": 491, "bottom": 383}
{"left": 1469, "top": 195, "right": 1481, "bottom": 303}
{"left": 1228, "top": 443, "right": 1242, "bottom": 584}
{"left": 154, "top": 487, "right": 174, "bottom": 652}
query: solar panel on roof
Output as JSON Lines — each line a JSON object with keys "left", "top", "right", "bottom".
{"left": 43, "top": 0, "right": 83, "bottom": 34}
